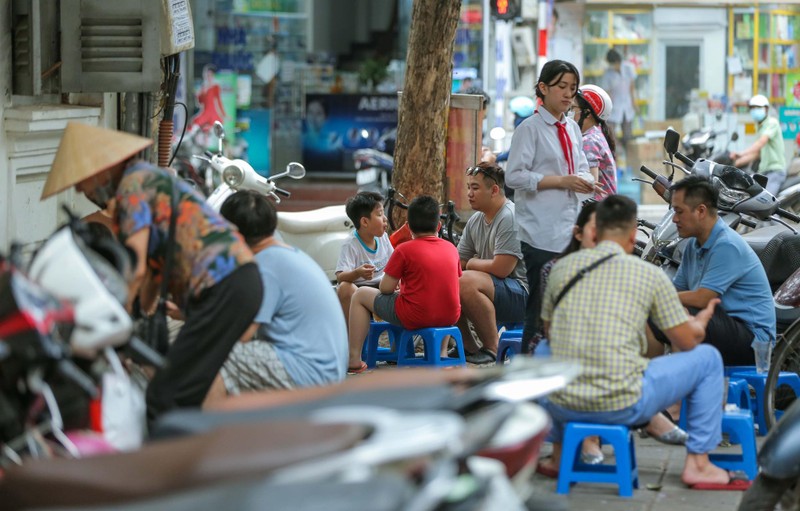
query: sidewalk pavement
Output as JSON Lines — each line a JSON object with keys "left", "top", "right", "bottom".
{"left": 524, "top": 434, "right": 760, "bottom": 511}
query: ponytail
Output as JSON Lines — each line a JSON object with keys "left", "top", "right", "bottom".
{"left": 599, "top": 120, "right": 617, "bottom": 157}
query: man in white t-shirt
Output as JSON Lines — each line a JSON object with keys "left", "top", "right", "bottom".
{"left": 457, "top": 163, "right": 528, "bottom": 364}
{"left": 336, "top": 191, "right": 393, "bottom": 329}
{"left": 602, "top": 48, "right": 638, "bottom": 154}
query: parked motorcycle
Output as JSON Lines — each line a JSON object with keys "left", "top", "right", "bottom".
{"left": 737, "top": 398, "right": 800, "bottom": 511}
{"left": 0, "top": 359, "right": 580, "bottom": 510}
{"left": 200, "top": 122, "right": 353, "bottom": 283}
{"left": 681, "top": 127, "right": 737, "bottom": 165}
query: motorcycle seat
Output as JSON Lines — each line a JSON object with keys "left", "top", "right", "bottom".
{"left": 0, "top": 420, "right": 367, "bottom": 510}
{"left": 755, "top": 230, "right": 800, "bottom": 290}
{"left": 152, "top": 384, "right": 456, "bottom": 440}
{"left": 277, "top": 205, "right": 353, "bottom": 234}
{"left": 39, "top": 475, "right": 414, "bottom": 511}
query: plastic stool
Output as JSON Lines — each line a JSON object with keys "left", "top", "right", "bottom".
{"left": 678, "top": 377, "right": 754, "bottom": 432}
{"left": 731, "top": 370, "right": 800, "bottom": 435}
{"left": 727, "top": 378, "right": 751, "bottom": 412}
{"left": 708, "top": 410, "right": 758, "bottom": 480}
{"left": 497, "top": 322, "right": 524, "bottom": 332}
{"left": 497, "top": 329, "right": 523, "bottom": 363}
{"left": 724, "top": 365, "right": 756, "bottom": 378}
{"left": 362, "top": 321, "right": 406, "bottom": 368}
{"left": 396, "top": 326, "right": 466, "bottom": 367}
{"left": 557, "top": 423, "right": 639, "bottom": 497}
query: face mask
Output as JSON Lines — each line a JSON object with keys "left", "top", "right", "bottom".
{"left": 750, "top": 108, "right": 767, "bottom": 122}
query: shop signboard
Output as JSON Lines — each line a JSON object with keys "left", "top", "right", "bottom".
{"left": 302, "top": 93, "right": 398, "bottom": 172}
{"left": 779, "top": 106, "right": 800, "bottom": 140}
{"left": 786, "top": 71, "right": 800, "bottom": 108}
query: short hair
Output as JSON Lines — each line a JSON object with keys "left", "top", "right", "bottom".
{"left": 536, "top": 60, "right": 580, "bottom": 101}
{"left": 606, "top": 49, "right": 622, "bottom": 64}
{"left": 407, "top": 195, "right": 440, "bottom": 234}
{"left": 596, "top": 194, "right": 637, "bottom": 236}
{"left": 220, "top": 190, "right": 277, "bottom": 246}
{"left": 670, "top": 175, "right": 718, "bottom": 212}
{"left": 345, "top": 191, "right": 384, "bottom": 228}
{"left": 467, "top": 161, "right": 505, "bottom": 190}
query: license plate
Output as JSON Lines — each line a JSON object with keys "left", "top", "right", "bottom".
{"left": 356, "top": 168, "right": 377, "bottom": 185}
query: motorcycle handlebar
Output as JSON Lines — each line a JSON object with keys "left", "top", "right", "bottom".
{"left": 639, "top": 165, "right": 658, "bottom": 180}
{"left": 777, "top": 208, "right": 800, "bottom": 223}
{"left": 674, "top": 151, "right": 695, "bottom": 167}
{"left": 274, "top": 187, "right": 291, "bottom": 198}
{"left": 638, "top": 219, "right": 657, "bottom": 230}
{"left": 739, "top": 217, "right": 758, "bottom": 229}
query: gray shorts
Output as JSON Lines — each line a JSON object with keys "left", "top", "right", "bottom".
{"left": 220, "top": 341, "right": 295, "bottom": 395}
{"left": 373, "top": 292, "right": 404, "bottom": 327}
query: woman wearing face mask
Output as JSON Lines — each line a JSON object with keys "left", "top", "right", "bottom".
{"left": 506, "top": 60, "right": 593, "bottom": 354}
{"left": 730, "top": 94, "right": 787, "bottom": 195}
{"left": 571, "top": 84, "right": 617, "bottom": 200}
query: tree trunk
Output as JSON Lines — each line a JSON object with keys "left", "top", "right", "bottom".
{"left": 392, "top": 0, "right": 462, "bottom": 227}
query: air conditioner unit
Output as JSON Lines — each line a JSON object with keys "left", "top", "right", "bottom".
{"left": 60, "top": 0, "right": 195, "bottom": 93}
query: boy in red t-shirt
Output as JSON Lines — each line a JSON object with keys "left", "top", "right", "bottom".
{"left": 346, "top": 195, "right": 462, "bottom": 373}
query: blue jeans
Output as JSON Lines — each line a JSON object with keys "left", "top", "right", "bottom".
{"left": 540, "top": 344, "right": 723, "bottom": 454}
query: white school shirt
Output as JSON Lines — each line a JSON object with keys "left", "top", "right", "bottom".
{"left": 505, "top": 107, "right": 590, "bottom": 253}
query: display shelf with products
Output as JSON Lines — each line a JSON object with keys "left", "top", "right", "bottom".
{"left": 583, "top": 9, "right": 653, "bottom": 121}
{"left": 728, "top": 7, "right": 800, "bottom": 110}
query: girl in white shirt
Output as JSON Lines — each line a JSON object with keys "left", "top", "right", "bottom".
{"left": 505, "top": 59, "right": 592, "bottom": 353}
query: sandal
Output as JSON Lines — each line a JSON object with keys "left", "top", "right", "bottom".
{"left": 347, "top": 361, "right": 368, "bottom": 374}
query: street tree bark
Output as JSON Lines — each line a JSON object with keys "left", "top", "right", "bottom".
{"left": 392, "top": 0, "right": 462, "bottom": 227}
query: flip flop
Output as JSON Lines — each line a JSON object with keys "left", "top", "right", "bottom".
{"left": 690, "top": 473, "right": 752, "bottom": 491}
{"left": 347, "top": 361, "right": 368, "bottom": 375}
{"left": 535, "top": 458, "right": 559, "bottom": 479}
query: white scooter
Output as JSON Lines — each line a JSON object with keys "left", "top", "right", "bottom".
{"left": 199, "top": 122, "right": 353, "bottom": 283}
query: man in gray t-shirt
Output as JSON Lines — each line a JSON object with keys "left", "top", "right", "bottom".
{"left": 457, "top": 163, "right": 528, "bottom": 364}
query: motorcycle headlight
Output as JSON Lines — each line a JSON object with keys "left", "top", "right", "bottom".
{"left": 222, "top": 165, "right": 245, "bottom": 188}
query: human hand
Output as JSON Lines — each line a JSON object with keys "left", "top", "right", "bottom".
{"left": 693, "top": 298, "right": 720, "bottom": 329}
{"left": 165, "top": 300, "right": 184, "bottom": 321}
{"left": 358, "top": 264, "right": 376, "bottom": 280}
{"left": 730, "top": 151, "right": 740, "bottom": 160}
{"left": 562, "top": 175, "right": 595, "bottom": 194}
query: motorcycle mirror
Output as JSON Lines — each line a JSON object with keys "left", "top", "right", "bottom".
{"left": 271, "top": 162, "right": 306, "bottom": 181}
{"left": 213, "top": 121, "right": 225, "bottom": 155}
{"left": 664, "top": 129, "right": 680, "bottom": 156}
{"left": 753, "top": 173, "right": 769, "bottom": 189}
{"left": 489, "top": 127, "right": 507, "bottom": 141}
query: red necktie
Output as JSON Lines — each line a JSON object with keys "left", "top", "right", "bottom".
{"left": 556, "top": 121, "right": 575, "bottom": 175}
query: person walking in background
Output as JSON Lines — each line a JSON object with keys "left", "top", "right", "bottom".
{"left": 731, "top": 94, "right": 787, "bottom": 196}
{"left": 602, "top": 49, "right": 638, "bottom": 157}
{"left": 505, "top": 59, "right": 593, "bottom": 353}
{"left": 571, "top": 84, "right": 618, "bottom": 199}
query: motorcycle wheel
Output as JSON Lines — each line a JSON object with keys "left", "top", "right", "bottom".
{"left": 737, "top": 474, "right": 795, "bottom": 511}
{"left": 765, "top": 319, "right": 800, "bottom": 431}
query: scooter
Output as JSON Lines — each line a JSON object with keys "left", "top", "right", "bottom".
{"left": 200, "top": 122, "right": 353, "bottom": 283}
{"left": 737, "top": 398, "right": 800, "bottom": 511}
{"left": 0, "top": 359, "right": 581, "bottom": 510}
{"left": 681, "top": 127, "right": 737, "bottom": 165}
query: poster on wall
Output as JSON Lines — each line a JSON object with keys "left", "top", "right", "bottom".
{"left": 779, "top": 106, "right": 800, "bottom": 140}
{"left": 302, "top": 94, "right": 398, "bottom": 172}
{"left": 786, "top": 71, "right": 800, "bottom": 108}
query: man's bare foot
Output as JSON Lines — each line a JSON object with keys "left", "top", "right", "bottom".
{"left": 681, "top": 453, "right": 731, "bottom": 486}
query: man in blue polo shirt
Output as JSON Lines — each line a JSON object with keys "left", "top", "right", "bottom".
{"left": 653, "top": 176, "right": 775, "bottom": 365}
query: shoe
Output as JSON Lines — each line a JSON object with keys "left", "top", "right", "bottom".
{"left": 689, "top": 472, "right": 751, "bottom": 491}
{"left": 465, "top": 347, "right": 497, "bottom": 365}
{"left": 645, "top": 425, "right": 688, "bottom": 446}
{"left": 448, "top": 346, "right": 467, "bottom": 358}
{"left": 580, "top": 451, "right": 604, "bottom": 465}
{"left": 535, "top": 459, "right": 558, "bottom": 479}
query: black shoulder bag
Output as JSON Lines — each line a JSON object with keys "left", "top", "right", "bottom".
{"left": 147, "top": 179, "right": 179, "bottom": 355}
{"left": 553, "top": 253, "right": 616, "bottom": 309}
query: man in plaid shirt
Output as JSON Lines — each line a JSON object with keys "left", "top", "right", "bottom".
{"left": 537, "top": 195, "right": 749, "bottom": 490}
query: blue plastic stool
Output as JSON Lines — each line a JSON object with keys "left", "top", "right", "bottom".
{"left": 557, "top": 423, "right": 639, "bottom": 497}
{"left": 497, "top": 329, "right": 523, "bottom": 363}
{"left": 724, "top": 365, "right": 757, "bottom": 378}
{"left": 497, "top": 322, "right": 524, "bottom": 332}
{"left": 708, "top": 410, "right": 758, "bottom": 480}
{"left": 396, "top": 326, "right": 466, "bottom": 367}
{"left": 731, "top": 370, "right": 800, "bottom": 435}
{"left": 678, "top": 377, "right": 754, "bottom": 432}
{"left": 727, "top": 378, "right": 751, "bottom": 412}
{"left": 361, "top": 321, "right": 406, "bottom": 368}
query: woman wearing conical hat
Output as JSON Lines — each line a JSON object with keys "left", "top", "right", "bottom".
{"left": 42, "top": 122, "right": 262, "bottom": 424}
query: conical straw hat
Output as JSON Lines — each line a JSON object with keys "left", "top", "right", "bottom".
{"left": 41, "top": 122, "right": 153, "bottom": 199}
